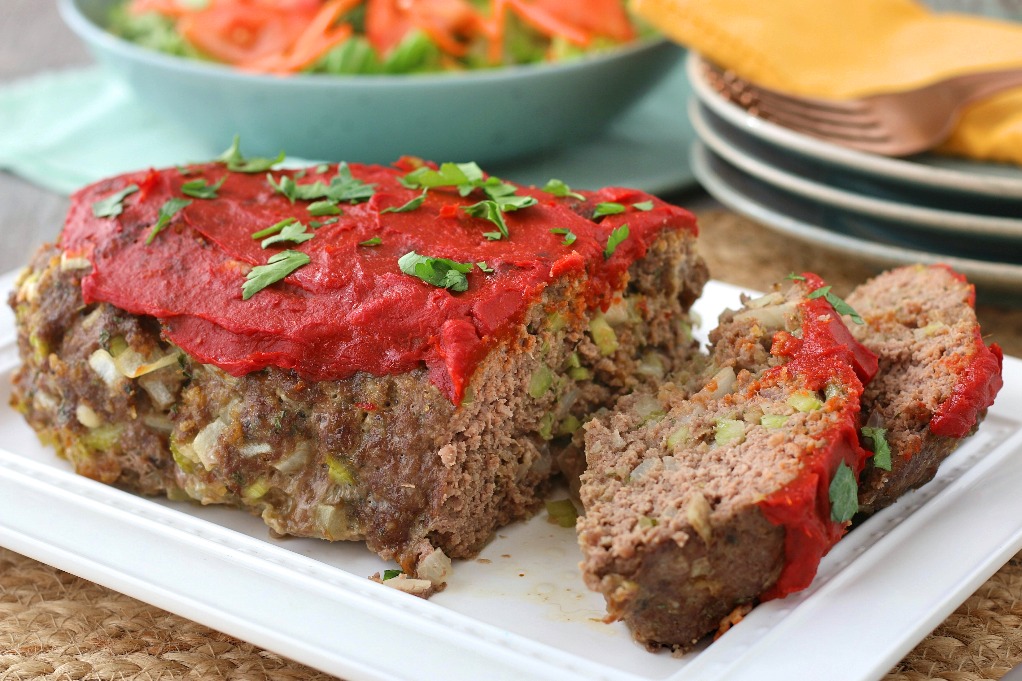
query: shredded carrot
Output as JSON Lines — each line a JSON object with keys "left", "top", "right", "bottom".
{"left": 126, "top": 0, "right": 638, "bottom": 74}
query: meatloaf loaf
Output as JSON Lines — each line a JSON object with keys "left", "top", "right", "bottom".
{"left": 10, "top": 156, "right": 708, "bottom": 585}
{"left": 577, "top": 273, "right": 878, "bottom": 651}
{"left": 846, "top": 264, "right": 1004, "bottom": 514}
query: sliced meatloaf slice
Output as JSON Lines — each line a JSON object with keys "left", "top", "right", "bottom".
{"left": 578, "top": 273, "right": 878, "bottom": 651}
{"left": 846, "top": 264, "right": 1004, "bottom": 514}
{"left": 10, "top": 159, "right": 707, "bottom": 588}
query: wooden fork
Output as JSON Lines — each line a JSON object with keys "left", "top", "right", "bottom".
{"left": 702, "top": 59, "right": 1022, "bottom": 156}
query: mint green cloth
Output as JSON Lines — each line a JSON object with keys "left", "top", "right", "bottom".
{"left": 0, "top": 67, "right": 212, "bottom": 195}
{"left": 0, "top": 66, "right": 695, "bottom": 196}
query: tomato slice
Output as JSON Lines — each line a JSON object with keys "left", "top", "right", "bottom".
{"left": 507, "top": 0, "right": 635, "bottom": 44}
{"left": 179, "top": 2, "right": 316, "bottom": 65}
{"left": 367, "top": 0, "right": 483, "bottom": 57}
{"left": 365, "top": 0, "right": 414, "bottom": 55}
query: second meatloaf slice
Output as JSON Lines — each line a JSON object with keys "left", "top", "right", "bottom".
{"left": 846, "top": 264, "right": 1004, "bottom": 514}
{"left": 578, "top": 273, "right": 878, "bottom": 651}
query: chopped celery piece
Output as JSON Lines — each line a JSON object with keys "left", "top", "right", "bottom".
{"left": 170, "top": 439, "right": 196, "bottom": 474}
{"left": 537, "top": 412, "right": 555, "bottom": 440}
{"left": 666, "top": 426, "right": 690, "bottom": 448}
{"left": 788, "top": 391, "right": 824, "bottom": 412}
{"left": 569, "top": 367, "right": 591, "bottom": 381}
{"left": 760, "top": 414, "right": 789, "bottom": 429}
{"left": 545, "top": 499, "right": 578, "bottom": 528}
{"left": 108, "top": 335, "right": 128, "bottom": 356}
{"left": 82, "top": 424, "right": 123, "bottom": 451}
{"left": 242, "top": 478, "right": 271, "bottom": 501}
{"left": 588, "top": 314, "right": 619, "bottom": 356}
{"left": 529, "top": 366, "right": 553, "bottom": 398}
{"left": 558, "top": 415, "right": 582, "bottom": 436}
{"left": 326, "top": 456, "right": 357, "bottom": 487}
{"left": 547, "top": 311, "right": 566, "bottom": 332}
{"left": 638, "top": 515, "right": 658, "bottom": 529}
{"left": 29, "top": 333, "right": 49, "bottom": 362}
{"left": 714, "top": 419, "right": 746, "bottom": 446}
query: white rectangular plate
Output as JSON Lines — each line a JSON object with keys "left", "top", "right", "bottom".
{"left": 1, "top": 272, "right": 1020, "bottom": 681}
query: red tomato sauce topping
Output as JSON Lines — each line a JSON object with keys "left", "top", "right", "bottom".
{"left": 756, "top": 273, "right": 878, "bottom": 600}
{"left": 61, "top": 159, "right": 697, "bottom": 404}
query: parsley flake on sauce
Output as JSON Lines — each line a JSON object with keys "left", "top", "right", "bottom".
{"left": 464, "top": 200, "right": 510, "bottom": 240}
{"left": 807, "top": 286, "right": 864, "bottom": 324}
{"left": 359, "top": 236, "right": 382, "bottom": 247}
{"left": 593, "top": 202, "right": 627, "bottom": 218}
{"left": 217, "top": 135, "right": 285, "bottom": 173}
{"left": 307, "top": 200, "right": 342, "bottom": 216}
{"left": 267, "top": 162, "right": 375, "bottom": 204}
{"left": 400, "top": 162, "right": 484, "bottom": 191}
{"left": 828, "top": 460, "right": 858, "bottom": 522}
{"left": 242, "top": 250, "right": 311, "bottom": 300}
{"left": 251, "top": 217, "right": 298, "bottom": 240}
{"left": 542, "top": 179, "right": 585, "bottom": 200}
{"left": 550, "top": 228, "right": 577, "bottom": 246}
{"left": 261, "top": 221, "right": 314, "bottom": 248}
{"left": 181, "top": 176, "right": 226, "bottom": 199}
{"left": 632, "top": 200, "right": 654, "bottom": 211}
{"left": 476, "top": 261, "right": 494, "bottom": 273}
{"left": 381, "top": 189, "right": 428, "bottom": 214}
{"left": 604, "top": 224, "right": 629, "bottom": 259}
{"left": 92, "top": 184, "right": 139, "bottom": 218}
{"left": 861, "top": 426, "right": 892, "bottom": 471}
{"left": 398, "top": 251, "right": 473, "bottom": 292}
{"left": 145, "top": 198, "right": 192, "bottom": 245}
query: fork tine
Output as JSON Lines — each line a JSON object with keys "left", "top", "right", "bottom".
{"left": 755, "top": 107, "right": 892, "bottom": 143}
{"left": 703, "top": 61, "right": 868, "bottom": 115}
{"left": 750, "top": 95, "right": 883, "bottom": 130}
{"left": 745, "top": 87, "right": 875, "bottom": 123}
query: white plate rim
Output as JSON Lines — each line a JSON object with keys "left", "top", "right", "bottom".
{"left": 686, "top": 53, "right": 1022, "bottom": 199}
{"left": 689, "top": 100, "right": 1022, "bottom": 239}
{"left": 690, "top": 141, "right": 1022, "bottom": 297}
{"left": 1, "top": 267, "right": 1022, "bottom": 681}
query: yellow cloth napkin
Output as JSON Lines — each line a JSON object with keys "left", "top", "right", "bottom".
{"left": 632, "top": 0, "right": 1022, "bottom": 165}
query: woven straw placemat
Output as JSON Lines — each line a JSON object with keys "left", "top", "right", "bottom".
{"left": 2, "top": 209, "right": 1020, "bottom": 681}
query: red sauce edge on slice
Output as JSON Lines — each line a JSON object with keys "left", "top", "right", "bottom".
{"left": 756, "top": 273, "right": 877, "bottom": 601}
{"left": 60, "top": 161, "right": 697, "bottom": 405}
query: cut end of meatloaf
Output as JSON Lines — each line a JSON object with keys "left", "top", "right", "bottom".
{"left": 846, "top": 264, "right": 1003, "bottom": 515}
{"left": 578, "top": 273, "right": 875, "bottom": 652}
{"left": 9, "top": 159, "right": 708, "bottom": 585}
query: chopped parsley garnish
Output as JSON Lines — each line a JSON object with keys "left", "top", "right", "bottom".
{"left": 828, "top": 460, "right": 858, "bottom": 522}
{"left": 400, "top": 162, "right": 484, "bottom": 191}
{"left": 315, "top": 163, "right": 331, "bottom": 174}
{"left": 381, "top": 189, "right": 428, "bottom": 214}
{"left": 145, "top": 198, "right": 192, "bottom": 244}
{"left": 399, "top": 162, "right": 537, "bottom": 239}
{"left": 604, "top": 224, "right": 629, "bottom": 259}
{"left": 217, "top": 135, "right": 285, "bottom": 173}
{"left": 261, "top": 220, "right": 314, "bottom": 248}
{"left": 398, "top": 251, "right": 473, "bottom": 292}
{"left": 632, "top": 200, "right": 654, "bottom": 211}
{"left": 359, "top": 236, "right": 382, "bottom": 247}
{"left": 251, "top": 217, "right": 298, "bottom": 240}
{"left": 267, "top": 162, "right": 375, "bottom": 204}
{"left": 309, "top": 217, "right": 339, "bottom": 228}
{"left": 861, "top": 426, "right": 892, "bottom": 471}
{"left": 807, "top": 286, "right": 864, "bottom": 324}
{"left": 92, "top": 184, "right": 139, "bottom": 218}
{"left": 308, "top": 200, "right": 342, "bottom": 216}
{"left": 464, "top": 200, "right": 511, "bottom": 240}
{"left": 593, "top": 202, "right": 626, "bottom": 218}
{"left": 382, "top": 569, "right": 402, "bottom": 581}
{"left": 786, "top": 272, "right": 807, "bottom": 281}
{"left": 242, "top": 250, "right": 310, "bottom": 300}
{"left": 476, "top": 261, "right": 493, "bottom": 273}
{"left": 181, "top": 176, "right": 226, "bottom": 199}
{"left": 550, "top": 228, "right": 577, "bottom": 245}
{"left": 542, "top": 178, "right": 585, "bottom": 200}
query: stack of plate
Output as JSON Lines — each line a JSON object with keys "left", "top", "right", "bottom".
{"left": 685, "top": 53, "right": 1022, "bottom": 303}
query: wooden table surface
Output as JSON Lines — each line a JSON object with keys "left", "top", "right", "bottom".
{"left": 3, "top": 3, "right": 1022, "bottom": 681}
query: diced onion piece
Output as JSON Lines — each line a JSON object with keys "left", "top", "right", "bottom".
{"left": 143, "top": 414, "right": 174, "bottom": 433}
{"left": 705, "top": 366, "right": 737, "bottom": 399}
{"left": 191, "top": 419, "right": 227, "bottom": 470}
{"left": 138, "top": 373, "right": 177, "bottom": 409}
{"left": 88, "top": 348, "right": 123, "bottom": 386}
{"left": 416, "top": 547, "right": 452, "bottom": 585}
{"left": 666, "top": 426, "right": 690, "bottom": 449}
{"left": 602, "top": 298, "right": 630, "bottom": 326}
{"left": 381, "top": 574, "right": 433, "bottom": 596}
{"left": 75, "top": 403, "right": 102, "bottom": 429}
{"left": 60, "top": 253, "right": 91, "bottom": 271}
{"left": 273, "top": 442, "right": 311, "bottom": 474}
{"left": 732, "top": 301, "right": 797, "bottom": 330}
{"left": 629, "top": 457, "right": 659, "bottom": 483}
{"left": 239, "top": 443, "right": 272, "bottom": 458}
{"left": 116, "top": 349, "right": 180, "bottom": 379}
{"left": 686, "top": 492, "right": 713, "bottom": 544}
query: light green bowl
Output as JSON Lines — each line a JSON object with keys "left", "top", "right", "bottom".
{"left": 59, "top": 0, "right": 682, "bottom": 164}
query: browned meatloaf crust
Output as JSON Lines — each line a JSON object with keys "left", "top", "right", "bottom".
{"left": 577, "top": 273, "right": 877, "bottom": 651}
{"left": 10, "top": 163, "right": 707, "bottom": 587}
{"left": 846, "top": 264, "right": 1004, "bottom": 514}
